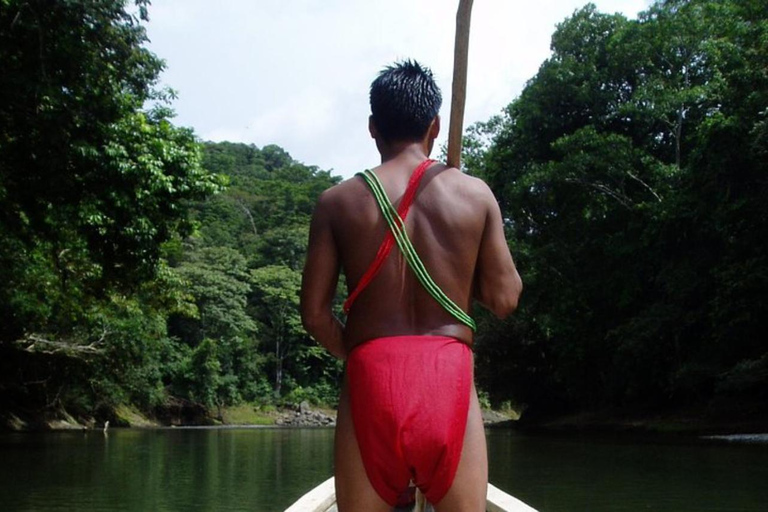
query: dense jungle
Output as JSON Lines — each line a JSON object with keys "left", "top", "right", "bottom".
{"left": 1, "top": 0, "right": 766, "bottom": 430}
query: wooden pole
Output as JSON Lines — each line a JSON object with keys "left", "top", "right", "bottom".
{"left": 446, "top": 0, "right": 474, "bottom": 170}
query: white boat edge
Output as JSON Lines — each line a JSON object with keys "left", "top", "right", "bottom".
{"left": 485, "top": 482, "right": 539, "bottom": 512}
{"left": 284, "top": 477, "right": 539, "bottom": 512}
{"left": 285, "top": 477, "right": 337, "bottom": 512}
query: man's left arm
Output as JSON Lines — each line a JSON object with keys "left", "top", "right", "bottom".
{"left": 300, "top": 191, "right": 346, "bottom": 360}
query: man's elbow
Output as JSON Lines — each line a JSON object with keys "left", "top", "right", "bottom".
{"left": 491, "top": 275, "right": 523, "bottom": 319}
{"left": 300, "top": 306, "right": 323, "bottom": 337}
{"left": 490, "top": 295, "right": 519, "bottom": 320}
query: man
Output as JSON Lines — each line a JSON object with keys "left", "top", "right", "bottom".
{"left": 300, "top": 60, "right": 522, "bottom": 512}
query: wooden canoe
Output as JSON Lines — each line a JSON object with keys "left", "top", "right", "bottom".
{"left": 284, "top": 477, "right": 538, "bottom": 512}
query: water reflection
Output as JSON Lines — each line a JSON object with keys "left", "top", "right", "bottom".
{"left": 1, "top": 428, "right": 767, "bottom": 511}
{"left": 0, "top": 427, "right": 335, "bottom": 512}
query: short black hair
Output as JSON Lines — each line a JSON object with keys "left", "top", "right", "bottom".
{"left": 369, "top": 60, "right": 442, "bottom": 142}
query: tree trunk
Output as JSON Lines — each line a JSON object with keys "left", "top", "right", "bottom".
{"left": 275, "top": 337, "right": 283, "bottom": 397}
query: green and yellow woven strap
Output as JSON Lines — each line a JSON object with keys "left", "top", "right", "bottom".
{"left": 358, "top": 170, "right": 476, "bottom": 331}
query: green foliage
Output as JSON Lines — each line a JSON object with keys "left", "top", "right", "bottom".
{"left": 280, "top": 382, "right": 340, "bottom": 408}
{"left": 250, "top": 264, "right": 305, "bottom": 397}
{"left": 3, "top": 0, "right": 764, "bottom": 427}
{"left": 0, "top": 0, "right": 222, "bottom": 339}
{"left": 472, "top": 0, "right": 768, "bottom": 416}
{"left": 194, "top": 142, "right": 338, "bottom": 268}
{"left": 0, "top": 0, "right": 229, "bottom": 421}
{"left": 84, "top": 292, "right": 171, "bottom": 410}
{"left": 0, "top": 2, "right": 342, "bottom": 422}
{"left": 174, "top": 246, "right": 257, "bottom": 342}
{"left": 159, "top": 143, "right": 342, "bottom": 409}
{"left": 186, "top": 338, "right": 222, "bottom": 410}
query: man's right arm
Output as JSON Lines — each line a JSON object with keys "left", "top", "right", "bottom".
{"left": 473, "top": 184, "right": 522, "bottom": 318}
{"left": 300, "top": 190, "right": 346, "bottom": 360}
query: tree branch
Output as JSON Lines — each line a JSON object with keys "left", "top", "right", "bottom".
{"left": 626, "top": 170, "right": 663, "bottom": 202}
{"left": 14, "top": 334, "right": 105, "bottom": 356}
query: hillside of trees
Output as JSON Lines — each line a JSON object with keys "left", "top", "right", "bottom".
{"left": 1, "top": 137, "right": 342, "bottom": 424}
{"left": 2, "top": 0, "right": 766, "bottom": 428}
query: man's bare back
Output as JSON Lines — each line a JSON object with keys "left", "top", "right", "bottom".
{"left": 300, "top": 60, "right": 521, "bottom": 512}
{"left": 306, "top": 154, "right": 519, "bottom": 352}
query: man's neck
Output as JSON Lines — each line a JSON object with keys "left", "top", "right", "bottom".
{"left": 378, "top": 141, "right": 431, "bottom": 165}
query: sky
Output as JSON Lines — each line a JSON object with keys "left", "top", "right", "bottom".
{"left": 144, "top": 0, "right": 651, "bottom": 179}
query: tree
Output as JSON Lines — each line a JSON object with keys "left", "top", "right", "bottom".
{"left": 250, "top": 265, "right": 305, "bottom": 397}
{"left": 169, "top": 246, "right": 265, "bottom": 406}
{"left": 472, "top": 0, "right": 768, "bottom": 415}
{"left": 191, "top": 142, "right": 343, "bottom": 404}
{"left": 0, "top": 0, "right": 222, "bottom": 422}
{"left": 174, "top": 247, "right": 257, "bottom": 342}
{"left": 0, "top": 0, "right": 222, "bottom": 340}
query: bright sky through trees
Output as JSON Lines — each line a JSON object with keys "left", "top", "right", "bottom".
{"left": 145, "top": 0, "right": 650, "bottom": 178}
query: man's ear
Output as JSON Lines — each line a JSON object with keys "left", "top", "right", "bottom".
{"left": 425, "top": 116, "right": 441, "bottom": 157}
{"left": 369, "top": 116, "right": 378, "bottom": 139}
{"left": 428, "top": 116, "right": 441, "bottom": 139}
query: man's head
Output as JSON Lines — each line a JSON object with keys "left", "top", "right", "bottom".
{"left": 369, "top": 60, "right": 442, "bottom": 144}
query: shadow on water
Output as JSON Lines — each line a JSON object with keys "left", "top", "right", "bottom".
{"left": 486, "top": 429, "right": 768, "bottom": 512}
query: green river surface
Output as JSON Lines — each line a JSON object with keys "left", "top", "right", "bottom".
{"left": 1, "top": 427, "right": 766, "bottom": 511}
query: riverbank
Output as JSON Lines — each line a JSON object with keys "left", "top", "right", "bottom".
{"left": 509, "top": 404, "right": 768, "bottom": 436}
{"left": 1, "top": 401, "right": 517, "bottom": 431}
{"left": 1, "top": 402, "right": 312, "bottom": 431}
{"left": 7, "top": 399, "right": 766, "bottom": 436}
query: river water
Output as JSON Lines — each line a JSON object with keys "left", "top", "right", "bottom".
{"left": 0, "top": 427, "right": 766, "bottom": 511}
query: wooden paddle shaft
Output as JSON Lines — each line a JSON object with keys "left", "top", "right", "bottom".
{"left": 446, "top": 0, "right": 474, "bottom": 169}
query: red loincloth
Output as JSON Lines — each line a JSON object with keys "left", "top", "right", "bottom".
{"left": 346, "top": 335, "right": 472, "bottom": 506}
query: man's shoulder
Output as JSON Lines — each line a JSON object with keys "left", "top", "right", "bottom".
{"left": 314, "top": 174, "right": 365, "bottom": 212}
{"left": 438, "top": 167, "right": 495, "bottom": 202}
{"left": 316, "top": 165, "right": 494, "bottom": 207}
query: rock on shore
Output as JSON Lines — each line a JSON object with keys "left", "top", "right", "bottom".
{"left": 275, "top": 401, "right": 336, "bottom": 427}
{"left": 273, "top": 401, "right": 515, "bottom": 427}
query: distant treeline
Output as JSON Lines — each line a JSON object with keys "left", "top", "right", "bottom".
{"left": 1, "top": 0, "right": 766, "bottom": 425}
